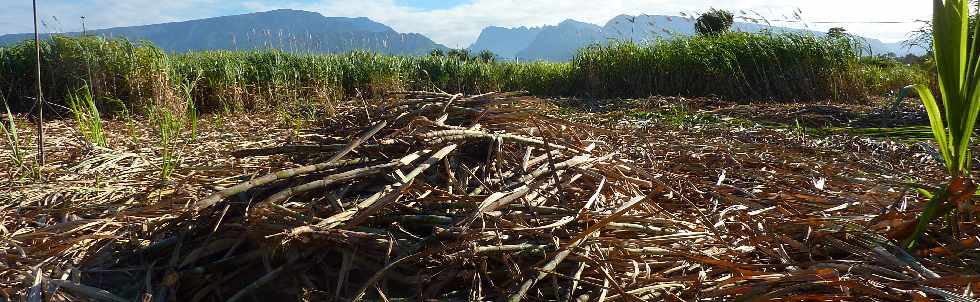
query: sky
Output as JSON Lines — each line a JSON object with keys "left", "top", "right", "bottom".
{"left": 1, "top": 0, "right": 931, "bottom": 48}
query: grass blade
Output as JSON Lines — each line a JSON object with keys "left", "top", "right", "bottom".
{"left": 912, "top": 84, "right": 954, "bottom": 172}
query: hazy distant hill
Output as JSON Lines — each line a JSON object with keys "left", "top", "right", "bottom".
{"left": 471, "top": 14, "right": 923, "bottom": 61}
{"left": 468, "top": 26, "right": 544, "bottom": 59}
{"left": 515, "top": 20, "right": 605, "bottom": 61}
{"left": 0, "top": 9, "right": 448, "bottom": 55}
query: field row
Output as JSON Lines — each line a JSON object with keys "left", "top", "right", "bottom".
{"left": 0, "top": 33, "right": 924, "bottom": 117}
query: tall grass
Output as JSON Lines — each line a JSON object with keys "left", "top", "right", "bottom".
{"left": 180, "top": 73, "right": 201, "bottom": 141}
{"left": 153, "top": 108, "right": 182, "bottom": 180}
{"left": 573, "top": 32, "right": 887, "bottom": 100}
{"left": 171, "top": 49, "right": 572, "bottom": 111}
{"left": 0, "top": 36, "right": 176, "bottom": 113}
{"left": 0, "top": 98, "right": 40, "bottom": 180}
{"left": 0, "top": 34, "right": 921, "bottom": 114}
{"left": 66, "top": 85, "right": 107, "bottom": 147}
{"left": 1, "top": 101, "right": 25, "bottom": 173}
{"left": 858, "top": 61, "right": 930, "bottom": 96}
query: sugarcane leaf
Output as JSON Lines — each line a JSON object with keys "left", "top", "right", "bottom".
{"left": 917, "top": 187, "right": 935, "bottom": 199}
{"left": 940, "top": 0, "right": 974, "bottom": 174}
{"left": 906, "top": 186, "right": 948, "bottom": 249}
{"left": 913, "top": 84, "right": 955, "bottom": 172}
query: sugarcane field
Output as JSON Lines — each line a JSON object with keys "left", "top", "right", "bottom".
{"left": 1, "top": 1, "right": 979, "bottom": 301}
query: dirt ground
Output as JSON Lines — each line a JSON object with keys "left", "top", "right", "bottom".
{"left": 1, "top": 94, "right": 975, "bottom": 301}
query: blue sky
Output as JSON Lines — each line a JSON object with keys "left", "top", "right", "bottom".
{"left": 1, "top": 0, "right": 929, "bottom": 48}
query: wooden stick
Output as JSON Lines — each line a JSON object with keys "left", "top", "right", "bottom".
{"left": 32, "top": 0, "right": 44, "bottom": 167}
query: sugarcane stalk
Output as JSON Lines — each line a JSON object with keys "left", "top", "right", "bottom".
{"left": 421, "top": 129, "right": 571, "bottom": 150}
{"left": 508, "top": 237, "right": 586, "bottom": 302}
{"left": 194, "top": 120, "right": 386, "bottom": 209}
{"left": 284, "top": 144, "right": 458, "bottom": 234}
{"left": 261, "top": 161, "right": 400, "bottom": 205}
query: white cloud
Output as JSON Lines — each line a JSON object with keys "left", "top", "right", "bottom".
{"left": 1, "top": 0, "right": 230, "bottom": 35}
{"left": 3, "top": 0, "right": 930, "bottom": 47}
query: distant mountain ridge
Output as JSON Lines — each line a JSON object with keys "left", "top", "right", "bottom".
{"left": 0, "top": 9, "right": 448, "bottom": 55}
{"left": 471, "top": 14, "right": 923, "bottom": 61}
{"left": 516, "top": 20, "right": 605, "bottom": 61}
{"left": 468, "top": 26, "right": 544, "bottom": 59}
{"left": 0, "top": 10, "right": 919, "bottom": 60}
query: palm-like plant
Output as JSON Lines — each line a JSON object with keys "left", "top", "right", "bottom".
{"left": 905, "top": 0, "right": 980, "bottom": 248}
{"left": 695, "top": 8, "right": 734, "bottom": 36}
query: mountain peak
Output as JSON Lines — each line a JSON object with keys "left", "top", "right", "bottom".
{"left": 262, "top": 9, "right": 320, "bottom": 15}
{"left": 0, "top": 9, "right": 446, "bottom": 55}
{"left": 609, "top": 14, "right": 637, "bottom": 21}
{"left": 557, "top": 19, "right": 595, "bottom": 28}
{"left": 469, "top": 25, "right": 545, "bottom": 58}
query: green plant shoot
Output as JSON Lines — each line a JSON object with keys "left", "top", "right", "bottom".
{"left": 902, "top": 0, "right": 980, "bottom": 248}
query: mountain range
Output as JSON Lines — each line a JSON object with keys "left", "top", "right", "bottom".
{"left": 0, "top": 9, "right": 448, "bottom": 55}
{"left": 469, "top": 14, "right": 923, "bottom": 61}
{"left": 0, "top": 10, "right": 921, "bottom": 60}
